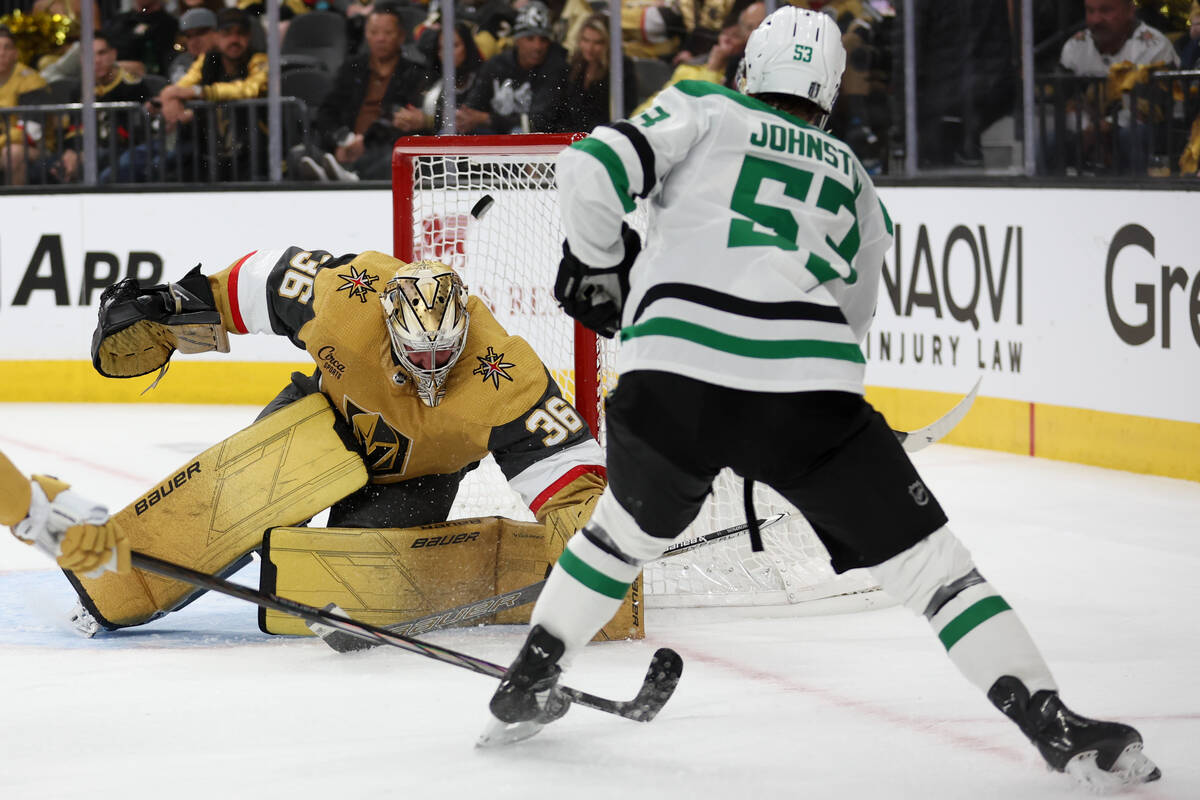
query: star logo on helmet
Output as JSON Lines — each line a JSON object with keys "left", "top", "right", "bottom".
{"left": 336, "top": 266, "right": 379, "bottom": 303}
{"left": 473, "top": 346, "right": 515, "bottom": 389}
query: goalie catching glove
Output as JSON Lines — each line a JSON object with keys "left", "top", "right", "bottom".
{"left": 91, "top": 265, "right": 230, "bottom": 379}
{"left": 553, "top": 223, "right": 641, "bottom": 339}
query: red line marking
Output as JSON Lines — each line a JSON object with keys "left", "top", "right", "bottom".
{"left": 0, "top": 433, "right": 155, "bottom": 486}
{"left": 676, "top": 644, "right": 1028, "bottom": 763}
{"left": 1029, "top": 402, "right": 1036, "bottom": 457}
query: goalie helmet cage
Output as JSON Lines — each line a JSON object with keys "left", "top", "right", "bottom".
{"left": 392, "top": 133, "right": 881, "bottom": 611}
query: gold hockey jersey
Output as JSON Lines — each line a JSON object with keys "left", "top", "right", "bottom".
{"left": 207, "top": 247, "right": 605, "bottom": 518}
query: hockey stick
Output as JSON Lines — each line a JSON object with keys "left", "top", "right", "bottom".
{"left": 129, "top": 551, "right": 682, "bottom": 723}
{"left": 314, "top": 512, "right": 790, "bottom": 653}
{"left": 893, "top": 377, "right": 982, "bottom": 453}
{"left": 315, "top": 378, "right": 978, "bottom": 652}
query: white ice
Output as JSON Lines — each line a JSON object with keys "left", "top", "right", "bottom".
{"left": 0, "top": 403, "right": 1196, "bottom": 800}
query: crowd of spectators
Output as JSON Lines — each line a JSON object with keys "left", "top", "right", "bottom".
{"left": 1, "top": 0, "right": 1199, "bottom": 185}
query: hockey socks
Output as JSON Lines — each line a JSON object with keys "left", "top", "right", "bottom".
{"left": 926, "top": 579, "right": 1056, "bottom": 695}
{"left": 531, "top": 530, "right": 642, "bottom": 656}
{"left": 872, "top": 528, "right": 1056, "bottom": 695}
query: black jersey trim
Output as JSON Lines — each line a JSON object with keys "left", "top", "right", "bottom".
{"left": 630, "top": 283, "right": 849, "bottom": 325}
{"left": 605, "top": 121, "right": 656, "bottom": 198}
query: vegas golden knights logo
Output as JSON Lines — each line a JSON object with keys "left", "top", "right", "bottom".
{"left": 344, "top": 397, "right": 411, "bottom": 476}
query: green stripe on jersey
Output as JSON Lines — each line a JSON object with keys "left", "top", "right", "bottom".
{"left": 620, "top": 317, "right": 866, "bottom": 363}
{"left": 571, "top": 138, "right": 637, "bottom": 213}
{"left": 557, "top": 547, "right": 631, "bottom": 600}
{"left": 937, "top": 596, "right": 1012, "bottom": 650}
{"left": 804, "top": 252, "right": 841, "bottom": 285}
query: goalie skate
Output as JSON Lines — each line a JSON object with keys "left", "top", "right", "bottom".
{"left": 68, "top": 600, "right": 101, "bottom": 638}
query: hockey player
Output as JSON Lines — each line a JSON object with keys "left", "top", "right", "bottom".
{"left": 485, "top": 7, "right": 1161, "bottom": 790}
{"left": 86, "top": 250, "right": 618, "bottom": 634}
{"left": 0, "top": 451, "right": 130, "bottom": 576}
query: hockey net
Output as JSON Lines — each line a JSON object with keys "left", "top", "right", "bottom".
{"left": 392, "top": 134, "right": 880, "bottom": 610}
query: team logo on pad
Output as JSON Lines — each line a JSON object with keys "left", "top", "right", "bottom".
{"left": 473, "top": 346, "right": 515, "bottom": 389}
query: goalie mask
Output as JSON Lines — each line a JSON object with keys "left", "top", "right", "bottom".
{"left": 380, "top": 261, "right": 470, "bottom": 407}
{"left": 737, "top": 7, "right": 846, "bottom": 127}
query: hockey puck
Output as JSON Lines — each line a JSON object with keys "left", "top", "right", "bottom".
{"left": 470, "top": 194, "right": 495, "bottom": 221}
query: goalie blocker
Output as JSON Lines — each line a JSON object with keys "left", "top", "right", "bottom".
{"left": 260, "top": 519, "right": 642, "bottom": 642}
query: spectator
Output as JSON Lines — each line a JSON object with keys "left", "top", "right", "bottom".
{"left": 30, "top": 0, "right": 101, "bottom": 81}
{"left": 106, "top": 8, "right": 269, "bottom": 182}
{"left": 559, "top": 13, "right": 637, "bottom": 132}
{"left": 460, "top": 1, "right": 569, "bottom": 134}
{"left": 617, "top": 0, "right": 685, "bottom": 60}
{"left": 672, "top": 0, "right": 736, "bottom": 66}
{"left": 1178, "top": 1, "right": 1200, "bottom": 70}
{"left": 301, "top": 5, "right": 430, "bottom": 182}
{"left": 1061, "top": 0, "right": 1178, "bottom": 77}
{"left": 157, "top": 9, "right": 267, "bottom": 128}
{"left": 33, "top": 28, "right": 149, "bottom": 184}
{"left": 169, "top": 7, "right": 218, "bottom": 84}
{"left": 0, "top": 24, "right": 47, "bottom": 187}
{"left": 416, "top": 20, "right": 485, "bottom": 134}
{"left": 469, "top": 0, "right": 521, "bottom": 60}
{"left": 106, "top": 0, "right": 181, "bottom": 79}
{"left": 1057, "top": 0, "right": 1178, "bottom": 174}
{"left": 630, "top": 1, "right": 764, "bottom": 117}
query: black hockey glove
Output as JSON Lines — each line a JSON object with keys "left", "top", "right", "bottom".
{"left": 554, "top": 224, "right": 641, "bottom": 339}
{"left": 91, "top": 265, "right": 229, "bottom": 379}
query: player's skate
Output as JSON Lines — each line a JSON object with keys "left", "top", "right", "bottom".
{"left": 478, "top": 625, "right": 571, "bottom": 747}
{"left": 988, "top": 676, "right": 1161, "bottom": 790}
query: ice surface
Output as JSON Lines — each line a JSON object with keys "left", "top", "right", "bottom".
{"left": 1, "top": 403, "right": 1196, "bottom": 799}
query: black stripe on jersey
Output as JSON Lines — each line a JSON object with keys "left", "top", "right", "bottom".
{"left": 605, "top": 121, "right": 656, "bottom": 198}
{"left": 630, "top": 283, "right": 850, "bottom": 325}
{"left": 488, "top": 369, "right": 593, "bottom": 482}
{"left": 264, "top": 249, "right": 356, "bottom": 346}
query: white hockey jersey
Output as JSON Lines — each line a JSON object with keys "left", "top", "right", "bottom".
{"left": 557, "top": 80, "right": 893, "bottom": 395}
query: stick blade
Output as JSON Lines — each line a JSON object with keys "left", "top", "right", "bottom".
{"left": 899, "top": 377, "right": 982, "bottom": 453}
{"left": 624, "top": 647, "right": 684, "bottom": 722}
{"left": 307, "top": 603, "right": 379, "bottom": 653}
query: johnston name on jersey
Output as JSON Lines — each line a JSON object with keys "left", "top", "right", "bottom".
{"left": 558, "top": 80, "right": 894, "bottom": 395}
{"left": 206, "top": 247, "right": 604, "bottom": 517}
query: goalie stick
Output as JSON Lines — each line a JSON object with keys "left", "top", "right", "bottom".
{"left": 313, "top": 512, "right": 790, "bottom": 653}
{"left": 129, "top": 551, "right": 682, "bottom": 724}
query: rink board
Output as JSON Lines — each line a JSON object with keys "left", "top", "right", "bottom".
{"left": 0, "top": 187, "right": 1196, "bottom": 481}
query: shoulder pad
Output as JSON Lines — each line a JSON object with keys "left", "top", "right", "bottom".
{"left": 442, "top": 298, "right": 549, "bottom": 426}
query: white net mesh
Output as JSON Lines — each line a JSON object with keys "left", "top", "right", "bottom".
{"left": 396, "top": 137, "right": 880, "bottom": 609}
